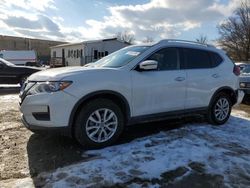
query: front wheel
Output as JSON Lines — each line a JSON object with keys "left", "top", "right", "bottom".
{"left": 207, "top": 93, "right": 232, "bottom": 125}
{"left": 74, "top": 99, "right": 124, "bottom": 149}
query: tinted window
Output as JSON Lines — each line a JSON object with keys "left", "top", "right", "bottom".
{"left": 210, "top": 52, "right": 223, "bottom": 67}
{"left": 147, "top": 48, "right": 179, "bottom": 70}
{"left": 184, "top": 48, "right": 211, "bottom": 69}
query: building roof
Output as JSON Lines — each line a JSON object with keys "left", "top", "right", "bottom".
{"left": 50, "top": 37, "right": 130, "bottom": 48}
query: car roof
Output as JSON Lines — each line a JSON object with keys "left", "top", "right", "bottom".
{"left": 135, "top": 39, "right": 222, "bottom": 54}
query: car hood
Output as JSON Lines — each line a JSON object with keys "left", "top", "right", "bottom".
{"left": 239, "top": 74, "right": 250, "bottom": 82}
{"left": 27, "top": 66, "right": 110, "bottom": 81}
{"left": 9, "top": 64, "right": 43, "bottom": 70}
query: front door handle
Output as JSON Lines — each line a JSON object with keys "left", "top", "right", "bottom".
{"left": 175, "top": 77, "right": 185, "bottom": 81}
{"left": 212, "top": 74, "right": 219, "bottom": 78}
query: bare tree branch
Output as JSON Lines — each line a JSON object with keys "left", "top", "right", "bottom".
{"left": 217, "top": 0, "right": 250, "bottom": 61}
{"left": 116, "top": 31, "right": 135, "bottom": 44}
{"left": 196, "top": 34, "right": 208, "bottom": 44}
{"left": 142, "top": 36, "right": 155, "bottom": 43}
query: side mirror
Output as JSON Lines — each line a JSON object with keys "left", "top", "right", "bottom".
{"left": 138, "top": 60, "right": 158, "bottom": 71}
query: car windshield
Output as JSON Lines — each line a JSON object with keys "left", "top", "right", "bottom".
{"left": 242, "top": 65, "right": 250, "bottom": 74}
{"left": 89, "top": 45, "right": 149, "bottom": 68}
{"left": 0, "top": 58, "right": 15, "bottom": 66}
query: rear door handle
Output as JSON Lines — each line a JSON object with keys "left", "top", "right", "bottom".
{"left": 212, "top": 74, "right": 219, "bottom": 78}
{"left": 175, "top": 77, "right": 185, "bottom": 81}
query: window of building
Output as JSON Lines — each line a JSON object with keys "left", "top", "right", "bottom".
{"left": 68, "top": 50, "right": 70, "bottom": 58}
{"left": 105, "top": 51, "right": 109, "bottom": 56}
{"left": 94, "top": 50, "right": 98, "bottom": 59}
{"left": 53, "top": 51, "right": 56, "bottom": 58}
{"left": 77, "top": 50, "right": 79, "bottom": 58}
{"left": 80, "top": 49, "right": 83, "bottom": 57}
{"left": 74, "top": 50, "right": 76, "bottom": 58}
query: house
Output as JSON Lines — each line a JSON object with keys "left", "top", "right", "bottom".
{"left": 50, "top": 38, "right": 130, "bottom": 67}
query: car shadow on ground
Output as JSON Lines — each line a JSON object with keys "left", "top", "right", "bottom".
{"left": 0, "top": 85, "right": 20, "bottom": 95}
{"left": 26, "top": 115, "right": 204, "bottom": 186}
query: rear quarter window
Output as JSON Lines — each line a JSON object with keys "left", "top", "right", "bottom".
{"left": 209, "top": 52, "right": 223, "bottom": 67}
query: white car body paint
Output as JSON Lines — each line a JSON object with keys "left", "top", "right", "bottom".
{"left": 20, "top": 40, "right": 240, "bottom": 129}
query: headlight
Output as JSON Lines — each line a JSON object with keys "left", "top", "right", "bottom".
{"left": 27, "top": 81, "right": 72, "bottom": 95}
{"left": 240, "top": 82, "right": 246, "bottom": 88}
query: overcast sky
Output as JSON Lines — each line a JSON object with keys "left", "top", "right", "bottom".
{"left": 0, "top": 0, "right": 241, "bottom": 43}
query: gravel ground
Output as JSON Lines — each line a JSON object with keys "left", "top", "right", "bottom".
{"left": 1, "top": 86, "right": 250, "bottom": 188}
{"left": 0, "top": 87, "right": 83, "bottom": 184}
{"left": 0, "top": 88, "right": 185, "bottom": 183}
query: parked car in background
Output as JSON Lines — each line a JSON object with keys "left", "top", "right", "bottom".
{"left": 235, "top": 62, "right": 250, "bottom": 71}
{"left": 238, "top": 63, "right": 250, "bottom": 103}
{"left": 0, "top": 58, "right": 41, "bottom": 85}
{"left": 0, "top": 50, "right": 37, "bottom": 66}
{"left": 20, "top": 39, "right": 244, "bottom": 148}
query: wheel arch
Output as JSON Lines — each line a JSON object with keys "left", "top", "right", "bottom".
{"left": 209, "top": 86, "right": 237, "bottom": 107}
{"left": 68, "top": 90, "right": 131, "bottom": 137}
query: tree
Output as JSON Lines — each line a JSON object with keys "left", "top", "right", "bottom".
{"left": 143, "top": 36, "right": 155, "bottom": 43}
{"left": 116, "top": 31, "right": 135, "bottom": 44}
{"left": 217, "top": 1, "right": 250, "bottom": 61}
{"left": 196, "top": 34, "right": 208, "bottom": 44}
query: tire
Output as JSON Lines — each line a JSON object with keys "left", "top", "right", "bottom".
{"left": 207, "top": 93, "right": 232, "bottom": 125}
{"left": 74, "top": 98, "right": 125, "bottom": 149}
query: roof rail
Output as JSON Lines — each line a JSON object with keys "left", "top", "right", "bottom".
{"left": 159, "top": 39, "right": 215, "bottom": 48}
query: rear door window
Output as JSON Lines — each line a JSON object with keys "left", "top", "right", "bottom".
{"left": 184, "top": 48, "right": 211, "bottom": 69}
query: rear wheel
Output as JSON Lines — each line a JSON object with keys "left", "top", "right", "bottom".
{"left": 74, "top": 99, "right": 124, "bottom": 149}
{"left": 207, "top": 93, "right": 232, "bottom": 125}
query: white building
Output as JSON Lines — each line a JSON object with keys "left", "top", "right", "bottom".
{"left": 50, "top": 38, "right": 130, "bottom": 67}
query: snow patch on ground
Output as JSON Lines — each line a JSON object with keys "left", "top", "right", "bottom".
{"left": 1, "top": 93, "right": 249, "bottom": 187}
{"left": 35, "top": 110, "right": 250, "bottom": 187}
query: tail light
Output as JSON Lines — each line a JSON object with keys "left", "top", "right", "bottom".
{"left": 233, "top": 65, "right": 240, "bottom": 76}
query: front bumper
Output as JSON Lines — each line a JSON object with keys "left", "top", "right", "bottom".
{"left": 22, "top": 115, "right": 71, "bottom": 137}
{"left": 20, "top": 90, "right": 78, "bottom": 135}
{"left": 240, "top": 88, "right": 250, "bottom": 95}
{"left": 236, "top": 90, "right": 245, "bottom": 105}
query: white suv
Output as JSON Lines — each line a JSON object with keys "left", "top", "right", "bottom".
{"left": 20, "top": 39, "right": 244, "bottom": 148}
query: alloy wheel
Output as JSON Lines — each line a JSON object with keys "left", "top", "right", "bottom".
{"left": 214, "top": 98, "right": 230, "bottom": 121}
{"left": 85, "top": 108, "right": 118, "bottom": 143}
